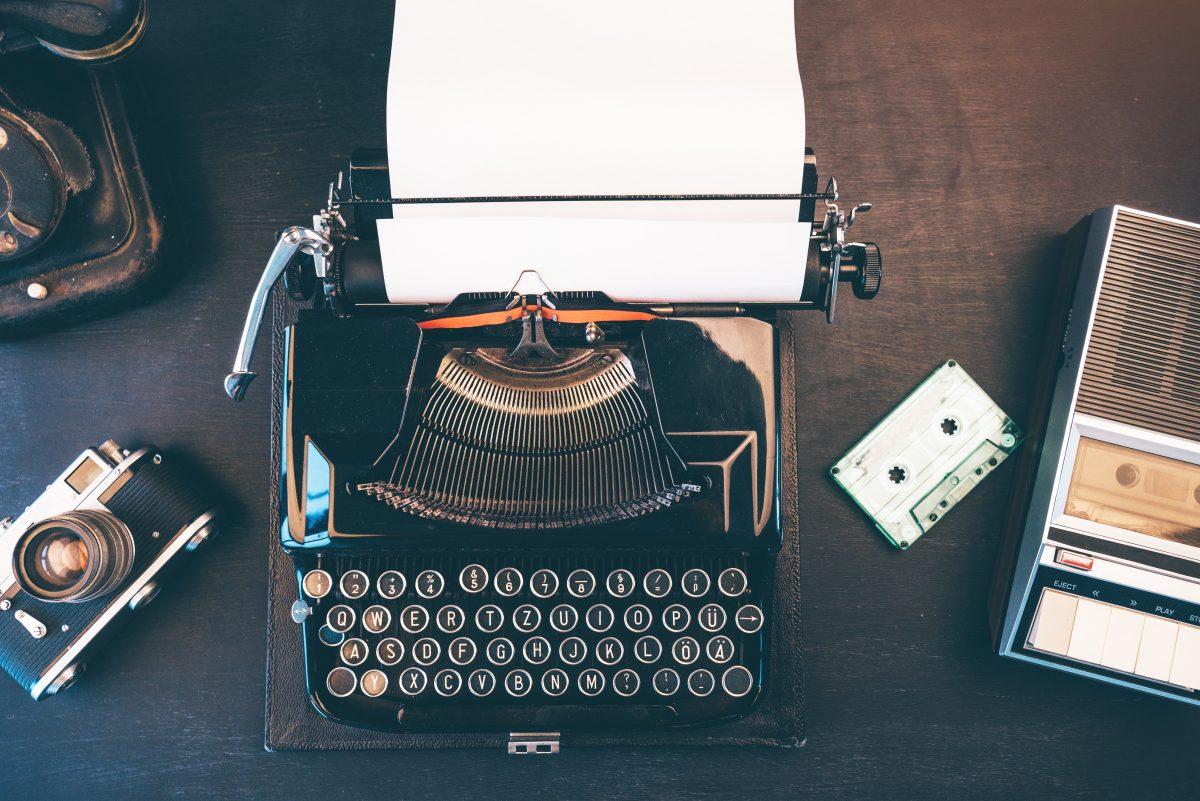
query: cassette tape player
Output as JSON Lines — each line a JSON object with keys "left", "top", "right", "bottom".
{"left": 991, "top": 207, "right": 1200, "bottom": 705}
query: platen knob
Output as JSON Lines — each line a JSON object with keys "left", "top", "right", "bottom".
{"left": 851, "top": 242, "right": 883, "bottom": 300}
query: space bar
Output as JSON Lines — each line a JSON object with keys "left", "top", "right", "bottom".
{"left": 396, "top": 703, "right": 678, "bottom": 729}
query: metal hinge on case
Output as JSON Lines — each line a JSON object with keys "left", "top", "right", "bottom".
{"left": 507, "top": 732, "right": 560, "bottom": 755}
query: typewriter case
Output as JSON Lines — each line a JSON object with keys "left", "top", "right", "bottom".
{"left": 251, "top": 152, "right": 879, "bottom": 748}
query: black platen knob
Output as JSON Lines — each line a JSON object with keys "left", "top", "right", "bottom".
{"left": 850, "top": 242, "right": 883, "bottom": 300}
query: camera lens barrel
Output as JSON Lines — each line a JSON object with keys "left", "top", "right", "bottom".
{"left": 13, "top": 510, "right": 136, "bottom": 603}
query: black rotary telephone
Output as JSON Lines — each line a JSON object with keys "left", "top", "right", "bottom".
{"left": 0, "top": 0, "right": 163, "bottom": 336}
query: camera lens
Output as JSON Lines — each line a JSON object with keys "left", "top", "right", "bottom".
{"left": 13, "top": 511, "right": 135, "bottom": 602}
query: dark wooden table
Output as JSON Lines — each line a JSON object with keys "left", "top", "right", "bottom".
{"left": 3, "top": 1, "right": 1200, "bottom": 798}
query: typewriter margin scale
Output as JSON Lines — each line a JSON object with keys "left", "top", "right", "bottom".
{"left": 225, "top": 149, "right": 881, "bottom": 750}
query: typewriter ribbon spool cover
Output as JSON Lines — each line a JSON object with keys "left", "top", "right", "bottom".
{"left": 831, "top": 361, "right": 1024, "bottom": 549}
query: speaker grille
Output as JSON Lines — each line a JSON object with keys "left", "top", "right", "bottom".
{"left": 1076, "top": 210, "right": 1200, "bottom": 440}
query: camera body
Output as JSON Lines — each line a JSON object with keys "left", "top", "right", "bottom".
{"left": 0, "top": 441, "right": 217, "bottom": 699}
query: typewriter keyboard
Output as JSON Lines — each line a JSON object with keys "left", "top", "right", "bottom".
{"left": 294, "top": 551, "right": 769, "bottom": 731}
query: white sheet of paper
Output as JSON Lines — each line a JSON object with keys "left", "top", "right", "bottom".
{"left": 380, "top": 0, "right": 810, "bottom": 304}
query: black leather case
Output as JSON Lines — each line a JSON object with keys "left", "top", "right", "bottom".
{"left": 263, "top": 286, "right": 806, "bottom": 749}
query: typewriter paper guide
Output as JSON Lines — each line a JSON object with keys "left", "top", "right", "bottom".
{"left": 379, "top": 0, "right": 811, "bottom": 305}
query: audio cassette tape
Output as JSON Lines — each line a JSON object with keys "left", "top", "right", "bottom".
{"left": 831, "top": 360, "right": 1023, "bottom": 549}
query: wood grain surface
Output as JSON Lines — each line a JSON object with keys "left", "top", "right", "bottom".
{"left": 2, "top": 1, "right": 1199, "bottom": 799}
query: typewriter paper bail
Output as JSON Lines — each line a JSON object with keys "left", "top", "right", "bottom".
{"left": 379, "top": 0, "right": 814, "bottom": 305}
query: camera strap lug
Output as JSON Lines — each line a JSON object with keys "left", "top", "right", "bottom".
{"left": 13, "top": 609, "right": 47, "bottom": 639}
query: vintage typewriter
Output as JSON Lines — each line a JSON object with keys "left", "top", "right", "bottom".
{"left": 224, "top": 157, "right": 880, "bottom": 739}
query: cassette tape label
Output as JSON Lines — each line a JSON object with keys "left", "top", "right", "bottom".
{"left": 831, "top": 360, "right": 1023, "bottom": 549}
{"left": 1063, "top": 438, "right": 1200, "bottom": 547}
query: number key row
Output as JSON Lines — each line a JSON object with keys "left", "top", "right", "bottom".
{"left": 304, "top": 566, "right": 750, "bottom": 601}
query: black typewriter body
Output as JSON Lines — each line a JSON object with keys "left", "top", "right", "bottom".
{"left": 281, "top": 308, "right": 783, "bottom": 733}
{"left": 228, "top": 150, "right": 879, "bottom": 736}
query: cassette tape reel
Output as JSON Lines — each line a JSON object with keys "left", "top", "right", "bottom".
{"left": 831, "top": 360, "right": 1023, "bottom": 549}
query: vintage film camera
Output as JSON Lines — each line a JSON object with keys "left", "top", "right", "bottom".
{"left": 0, "top": 440, "right": 217, "bottom": 699}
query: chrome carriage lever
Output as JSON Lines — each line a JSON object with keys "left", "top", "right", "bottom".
{"left": 224, "top": 226, "right": 332, "bottom": 401}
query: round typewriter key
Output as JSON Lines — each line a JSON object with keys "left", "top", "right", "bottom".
{"left": 340, "top": 637, "right": 368, "bottom": 666}
{"left": 362, "top": 604, "right": 391, "bottom": 634}
{"left": 339, "top": 570, "right": 369, "bottom": 599}
{"left": 413, "top": 637, "right": 441, "bottom": 666}
{"left": 494, "top": 567, "right": 523, "bottom": 597}
{"left": 468, "top": 668, "right": 496, "bottom": 697}
{"left": 707, "top": 635, "right": 735, "bottom": 664}
{"left": 459, "top": 564, "right": 488, "bottom": 593}
{"left": 360, "top": 669, "right": 388, "bottom": 698}
{"left": 578, "top": 668, "right": 605, "bottom": 697}
{"left": 326, "top": 604, "right": 355, "bottom": 633}
{"left": 687, "top": 668, "right": 716, "bottom": 697}
{"left": 436, "top": 604, "right": 465, "bottom": 633}
{"left": 643, "top": 569, "right": 672, "bottom": 598}
{"left": 653, "top": 668, "right": 680, "bottom": 697}
{"left": 722, "top": 665, "right": 755, "bottom": 697}
{"left": 734, "top": 604, "right": 764, "bottom": 634}
{"left": 662, "top": 604, "right": 690, "bottom": 633}
{"left": 376, "top": 570, "right": 406, "bottom": 599}
{"left": 596, "top": 636, "right": 624, "bottom": 666}
{"left": 549, "top": 603, "right": 579, "bottom": 633}
{"left": 416, "top": 570, "right": 444, "bottom": 599}
{"left": 567, "top": 569, "right": 596, "bottom": 598}
{"left": 672, "top": 636, "right": 700, "bottom": 665}
{"left": 698, "top": 603, "right": 727, "bottom": 633}
{"left": 302, "top": 569, "right": 332, "bottom": 599}
{"left": 624, "top": 603, "right": 652, "bottom": 633}
{"left": 376, "top": 637, "right": 404, "bottom": 666}
{"left": 613, "top": 668, "right": 640, "bottom": 697}
{"left": 399, "top": 667, "right": 428, "bottom": 695}
{"left": 513, "top": 603, "right": 541, "bottom": 633}
{"left": 634, "top": 635, "right": 663, "bottom": 664}
{"left": 681, "top": 569, "right": 710, "bottom": 598}
{"left": 505, "top": 669, "right": 533, "bottom": 697}
{"left": 530, "top": 568, "right": 559, "bottom": 598}
{"left": 475, "top": 604, "right": 504, "bottom": 633}
{"left": 434, "top": 668, "right": 463, "bottom": 697}
{"left": 717, "top": 567, "right": 748, "bottom": 597}
{"left": 326, "top": 666, "right": 357, "bottom": 698}
{"left": 606, "top": 569, "right": 635, "bottom": 598}
{"left": 448, "top": 637, "right": 477, "bottom": 666}
{"left": 541, "top": 668, "right": 569, "bottom": 697}
{"left": 585, "top": 603, "right": 615, "bottom": 633}
{"left": 318, "top": 625, "right": 345, "bottom": 647}
{"left": 486, "top": 637, "right": 514, "bottom": 666}
{"left": 559, "top": 636, "right": 588, "bottom": 666}
{"left": 400, "top": 604, "right": 429, "bottom": 634}
{"left": 523, "top": 636, "right": 551, "bottom": 665}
